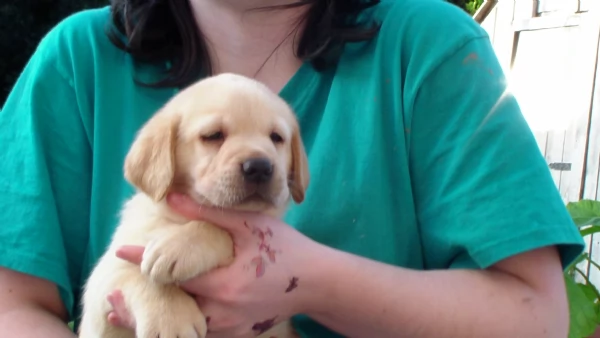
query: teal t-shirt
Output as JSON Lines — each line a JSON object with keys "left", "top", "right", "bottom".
{"left": 0, "top": 0, "right": 585, "bottom": 337}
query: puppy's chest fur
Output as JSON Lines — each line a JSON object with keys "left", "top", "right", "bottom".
{"left": 110, "top": 194, "right": 200, "bottom": 248}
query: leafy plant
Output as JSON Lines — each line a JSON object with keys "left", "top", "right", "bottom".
{"left": 465, "top": 0, "right": 484, "bottom": 16}
{"left": 447, "top": 0, "right": 484, "bottom": 15}
{"left": 565, "top": 199, "right": 600, "bottom": 338}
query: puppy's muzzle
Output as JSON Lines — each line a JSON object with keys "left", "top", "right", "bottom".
{"left": 241, "top": 157, "right": 273, "bottom": 184}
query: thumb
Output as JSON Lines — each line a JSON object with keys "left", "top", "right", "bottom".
{"left": 166, "top": 193, "right": 262, "bottom": 232}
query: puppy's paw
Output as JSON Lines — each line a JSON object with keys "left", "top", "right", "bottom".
{"left": 141, "top": 223, "right": 233, "bottom": 284}
{"left": 141, "top": 235, "right": 204, "bottom": 284}
{"left": 136, "top": 295, "right": 208, "bottom": 338}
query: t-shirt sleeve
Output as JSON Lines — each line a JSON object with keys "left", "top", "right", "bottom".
{"left": 0, "top": 28, "right": 92, "bottom": 319}
{"left": 408, "top": 35, "right": 585, "bottom": 270}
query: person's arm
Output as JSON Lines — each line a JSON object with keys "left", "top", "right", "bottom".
{"left": 0, "top": 13, "right": 93, "bottom": 336}
{"left": 0, "top": 268, "right": 75, "bottom": 337}
{"left": 300, "top": 6, "right": 581, "bottom": 337}
{"left": 303, "top": 245, "right": 567, "bottom": 338}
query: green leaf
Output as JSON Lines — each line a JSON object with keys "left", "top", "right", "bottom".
{"left": 581, "top": 226, "right": 600, "bottom": 237}
{"left": 567, "top": 200, "right": 600, "bottom": 228}
{"left": 566, "top": 275, "right": 598, "bottom": 337}
{"left": 580, "top": 283, "right": 600, "bottom": 302}
{"left": 566, "top": 253, "right": 587, "bottom": 274}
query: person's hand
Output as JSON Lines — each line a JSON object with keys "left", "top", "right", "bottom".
{"left": 108, "top": 192, "right": 327, "bottom": 337}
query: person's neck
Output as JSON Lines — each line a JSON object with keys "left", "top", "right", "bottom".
{"left": 190, "top": 0, "right": 310, "bottom": 93}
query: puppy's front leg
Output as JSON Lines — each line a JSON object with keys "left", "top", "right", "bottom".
{"left": 128, "top": 282, "right": 208, "bottom": 338}
{"left": 142, "top": 220, "right": 234, "bottom": 284}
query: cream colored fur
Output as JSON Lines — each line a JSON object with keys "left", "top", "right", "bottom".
{"left": 78, "top": 73, "right": 308, "bottom": 338}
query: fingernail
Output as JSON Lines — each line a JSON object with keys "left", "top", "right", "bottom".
{"left": 115, "top": 247, "right": 128, "bottom": 258}
{"left": 116, "top": 245, "right": 136, "bottom": 256}
{"left": 115, "top": 248, "right": 132, "bottom": 261}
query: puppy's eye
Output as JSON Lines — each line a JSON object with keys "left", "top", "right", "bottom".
{"left": 201, "top": 131, "right": 224, "bottom": 142}
{"left": 270, "top": 132, "right": 284, "bottom": 143}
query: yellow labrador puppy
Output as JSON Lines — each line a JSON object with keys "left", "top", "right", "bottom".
{"left": 78, "top": 73, "right": 308, "bottom": 338}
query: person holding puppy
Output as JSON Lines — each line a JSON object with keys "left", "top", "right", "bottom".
{"left": 0, "top": 0, "right": 584, "bottom": 337}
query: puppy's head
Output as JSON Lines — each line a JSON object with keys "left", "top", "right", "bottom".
{"left": 124, "top": 73, "right": 309, "bottom": 213}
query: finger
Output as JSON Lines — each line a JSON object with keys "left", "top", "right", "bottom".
{"left": 107, "top": 290, "right": 121, "bottom": 309}
{"left": 115, "top": 245, "right": 145, "bottom": 265}
{"left": 166, "top": 193, "right": 265, "bottom": 231}
{"left": 179, "top": 266, "right": 232, "bottom": 296}
{"left": 165, "top": 193, "right": 208, "bottom": 220}
{"left": 107, "top": 290, "right": 136, "bottom": 328}
{"left": 107, "top": 312, "right": 124, "bottom": 327}
{"left": 107, "top": 290, "right": 126, "bottom": 317}
{"left": 195, "top": 300, "right": 242, "bottom": 337}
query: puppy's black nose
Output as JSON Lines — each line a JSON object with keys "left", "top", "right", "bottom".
{"left": 241, "top": 158, "right": 273, "bottom": 183}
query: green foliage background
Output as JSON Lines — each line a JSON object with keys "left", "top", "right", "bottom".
{"left": 0, "top": 0, "right": 481, "bottom": 106}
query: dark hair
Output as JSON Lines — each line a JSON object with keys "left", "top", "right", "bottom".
{"left": 107, "top": 0, "right": 381, "bottom": 88}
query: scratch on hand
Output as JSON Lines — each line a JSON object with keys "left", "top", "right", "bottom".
{"left": 285, "top": 277, "right": 299, "bottom": 293}
{"left": 252, "top": 316, "right": 278, "bottom": 335}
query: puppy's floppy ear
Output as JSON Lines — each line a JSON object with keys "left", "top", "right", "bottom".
{"left": 289, "top": 124, "right": 309, "bottom": 204}
{"left": 124, "top": 108, "right": 180, "bottom": 202}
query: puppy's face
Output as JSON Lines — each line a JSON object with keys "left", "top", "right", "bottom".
{"left": 124, "top": 73, "right": 309, "bottom": 213}
{"left": 175, "top": 80, "right": 304, "bottom": 211}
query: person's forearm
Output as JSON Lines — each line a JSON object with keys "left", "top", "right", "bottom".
{"left": 303, "top": 248, "right": 565, "bottom": 338}
{"left": 0, "top": 306, "right": 76, "bottom": 338}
